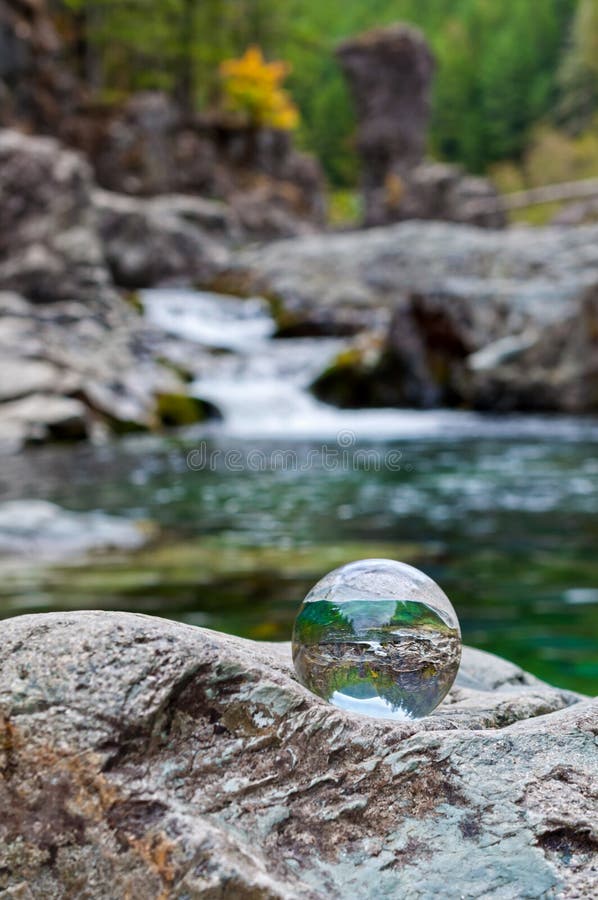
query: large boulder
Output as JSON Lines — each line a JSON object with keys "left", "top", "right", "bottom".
{"left": 77, "top": 91, "right": 326, "bottom": 240}
{"left": 463, "top": 282, "right": 598, "bottom": 411}
{"left": 0, "top": 130, "right": 209, "bottom": 450}
{"left": 337, "top": 25, "right": 434, "bottom": 212}
{"left": 0, "top": 611, "right": 594, "bottom": 898}
{"left": 235, "top": 219, "right": 598, "bottom": 328}
{"left": 93, "top": 189, "right": 232, "bottom": 289}
{"left": 231, "top": 220, "right": 598, "bottom": 411}
{"left": 316, "top": 276, "right": 598, "bottom": 414}
{"left": 393, "top": 162, "right": 507, "bottom": 229}
{"left": 0, "top": 289, "right": 187, "bottom": 450}
{"left": 87, "top": 92, "right": 216, "bottom": 197}
{"left": 0, "top": 129, "right": 112, "bottom": 304}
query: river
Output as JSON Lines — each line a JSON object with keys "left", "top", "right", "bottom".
{"left": 0, "top": 288, "right": 596, "bottom": 694}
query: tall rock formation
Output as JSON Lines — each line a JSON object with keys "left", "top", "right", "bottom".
{"left": 337, "top": 24, "right": 505, "bottom": 229}
{"left": 337, "top": 24, "right": 434, "bottom": 226}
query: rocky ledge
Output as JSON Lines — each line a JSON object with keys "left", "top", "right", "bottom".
{"left": 231, "top": 221, "right": 598, "bottom": 411}
{"left": 0, "top": 611, "right": 595, "bottom": 898}
{"left": 0, "top": 129, "right": 222, "bottom": 451}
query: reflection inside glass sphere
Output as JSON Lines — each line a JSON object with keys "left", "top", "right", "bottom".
{"left": 292, "top": 559, "right": 462, "bottom": 719}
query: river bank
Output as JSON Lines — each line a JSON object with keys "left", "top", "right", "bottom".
{"left": 2, "top": 129, "right": 598, "bottom": 452}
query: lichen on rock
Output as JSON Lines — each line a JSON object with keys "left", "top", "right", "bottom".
{"left": 0, "top": 611, "right": 595, "bottom": 898}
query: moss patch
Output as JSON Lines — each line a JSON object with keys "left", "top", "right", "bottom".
{"left": 155, "top": 393, "right": 218, "bottom": 428}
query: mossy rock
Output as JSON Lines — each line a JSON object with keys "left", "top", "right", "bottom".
{"left": 123, "top": 290, "right": 144, "bottom": 313}
{"left": 311, "top": 347, "right": 406, "bottom": 408}
{"left": 155, "top": 392, "right": 220, "bottom": 428}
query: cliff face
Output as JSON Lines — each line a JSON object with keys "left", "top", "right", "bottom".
{"left": 0, "top": 2, "right": 326, "bottom": 239}
{"left": 77, "top": 92, "right": 327, "bottom": 239}
{"left": 0, "top": 128, "right": 222, "bottom": 451}
{"left": 0, "top": 0, "right": 77, "bottom": 132}
{"left": 0, "top": 610, "right": 594, "bottom": 898}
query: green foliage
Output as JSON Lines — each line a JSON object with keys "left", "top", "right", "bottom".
{"left": 282, "top": 0, "right": 578, "bottom": 179}
{"left": 58, "top": 0, "right": 292, "bottom": 106}
{"left": 328, "top": 189, "right": 362, "bottom": 226}
{"left": 56, "top": 0, "right": 590, "bottom": 184}
{"left": 294, "top": 598, "right": 452, "bottom": 646}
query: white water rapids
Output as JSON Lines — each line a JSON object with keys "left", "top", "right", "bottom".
{"left": 142, "top": 288, "right": 598, "bottom": 442}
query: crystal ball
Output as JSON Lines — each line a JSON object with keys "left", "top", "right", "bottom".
{"left": 292, "top": 558, "right": 461, "bottom": 720}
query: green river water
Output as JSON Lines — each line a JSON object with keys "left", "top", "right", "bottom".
{"left": 0, "top": 427, "right": 596, "bottom": 695}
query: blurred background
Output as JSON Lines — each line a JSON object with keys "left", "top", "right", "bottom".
{"left": 0, "top": 0, "right": 597, "bottom": 695}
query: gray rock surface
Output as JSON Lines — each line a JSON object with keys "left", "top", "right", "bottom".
{"left": 237, "top": 220, "right": 598, "bottom": 322}
{"left": 0, "top": 130, "right": 112, "bottom": 304}
{"left": 85, "top": 91, "right": 326, "bottom": 239}
{"left": 0, "top": 288, "right": 184, "bottom": 450}
{"left": 337, "top": 24, "right": 434, "bottom": 227}
{"left": 93, "top": 189, "right": 232, "bottom": 289}
{"left": 0, "top": 610, "right": 594, "bottom": 898}
{"left": 0, "top": 130, "right": 208, "bottom": 450}
{"left": 395, "top": 161, "right": 507, "bottom": 229}
{"left": 0, "top": 0, "right": 77, "bottom": 134}
{"left": 0, "top": 394, "right": 89, "bottom": 449}
{"left": 233, "top": 221, "right": 598, "bottom": 410}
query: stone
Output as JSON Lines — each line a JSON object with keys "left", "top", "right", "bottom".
{"left": 212, "top": 127, "right": 327, "bottom": 239}
{"left": 90, "top": 92, "right": 213, "bottom": 197}
{"left": 0, "top": 501, "right": 148, "bottom": 559}
{"left": 395, "top": 162, "right": 507, "bottom": 229}
{"left": 337, "top": 27, "right": 504, "bottom": 228}
{"left": 81, "top": 92, "right": 326, "bottom": 239}
{"left": 0, "top": 129, "right": 114, "bottom": 305}
{"left": 0, "top": 610, "right": 594, "bottom": 898}
{"left": 0, "top": 358, "right": 61, "bottom": 402}
{"left": 230, "top": 180, "right": 322, "bottom": 241}
{"left": 337, "top": 24, "right": 435, "bottom": 227}
{"left": 460, "top": 282, "right": 598, "bottom": 412}
{"left": 0, "top": 285, "right": 217, "bottom": 450}
{"left": 0, "top": 394, "right": 89, "bottom": 446}
{"left": 0, "top": 289, "right": 187, "bottom": 446}
{"left": 231, "top": 220, "right": 598, "bottom": 411}
{"left": 0, "top": 130, "right": 212, "bottom": 449}
{"left": 0, "top": 0, "right": 77, "bottom": 134}
{"left": 93, "top": 189, "right": 231, "bottom": 289}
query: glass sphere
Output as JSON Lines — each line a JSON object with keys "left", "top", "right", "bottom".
{"left": 292, "top": 558, "right": 461, "bottom": 720}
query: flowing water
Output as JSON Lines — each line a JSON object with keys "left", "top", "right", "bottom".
{"left": 1, "top": 289, "right": 597, "bottom": 694}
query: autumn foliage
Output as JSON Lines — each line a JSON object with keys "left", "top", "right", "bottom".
{"left": 219, "top": 46, "right": 299, "bottom": 130}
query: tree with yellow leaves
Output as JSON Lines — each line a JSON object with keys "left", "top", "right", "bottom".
{"left": 219, "top": 45, "right": 299, "bottom": 130}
